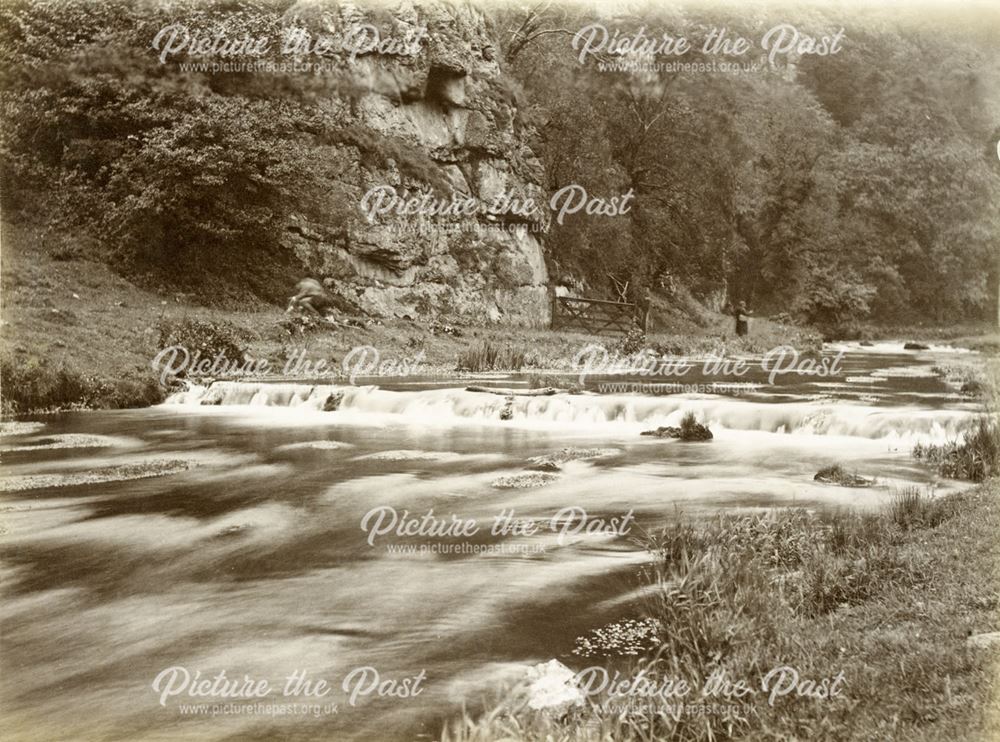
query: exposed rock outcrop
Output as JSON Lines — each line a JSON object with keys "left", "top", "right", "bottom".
{"left": 281, "top": 1, "right": 550, "bottom": 325}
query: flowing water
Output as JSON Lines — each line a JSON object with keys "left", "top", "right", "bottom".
{"left": 0, "top": 342, "right": 986, "bottom": 741}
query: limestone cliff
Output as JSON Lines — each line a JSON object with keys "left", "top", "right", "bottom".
{"left": 281, "top": 1, "right": 550, "bottom": 325}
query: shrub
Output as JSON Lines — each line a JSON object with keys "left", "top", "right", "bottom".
{"left": 678, "top": 411, "right": 712, "bottom": 441}
{"left": 615, "top": 323, "right": 646, "bottom": 355}
{"left": 640, "top": 412, "right": 714, "bottom": 441}
{"left": 156, "top": 317, "right": 250, "bottom": 368}
{"left": 813, "top": 463, "right": 873, "bottom": 487}
{"left": 104, "top": 374, "right": 166, "bottom": 409}
{"left": 0, "top": 356, "right": 164, "bottom": 415}
{"left": 0, "top": 356, "right": 87, "bottom": 415}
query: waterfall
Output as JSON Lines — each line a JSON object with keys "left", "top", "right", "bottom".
{"left": 163, "top": 381, "right": 978, "bottom": 443}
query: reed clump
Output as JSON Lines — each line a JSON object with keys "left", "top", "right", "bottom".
{"left": 455, "top": 340, "right": 532, "bottom": 372}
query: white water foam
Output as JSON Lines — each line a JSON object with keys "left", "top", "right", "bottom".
{"left": 824, "top": 341, "right": 974, "bottom": 354}
{"left": 163, "top": 382, "right": 978, "bottom": 444}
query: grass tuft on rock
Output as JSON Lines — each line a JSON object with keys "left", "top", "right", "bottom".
{"left": 641, "top": 412, "right": 713, "bottom": 441}
{"left": 814, "top": 463, "right": 874, "bottom": 487}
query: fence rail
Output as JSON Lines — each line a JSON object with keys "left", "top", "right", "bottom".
{"left": 550, "top": 296, "right": 646, "bottom": 336}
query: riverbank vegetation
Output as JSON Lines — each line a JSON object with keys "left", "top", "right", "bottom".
{"left": 456, "top": 341, "right": 532, "bottom": 373}
{"left": 0, "top": 356, "right": 163, "bottom": 417}
{"left": 441, "top": 481, "right": 1000, "bottom": 741}
{"left": 913, "top": 416, "right": 1000, "bottom": 483}
{"left": 913, "top": 360, "right": 1000, "bottom": 482}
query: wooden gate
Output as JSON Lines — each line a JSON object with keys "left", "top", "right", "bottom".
{"left": 550, "top": 296, "right": 646, "bottom": 336}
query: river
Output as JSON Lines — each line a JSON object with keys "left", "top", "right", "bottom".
{"left": 0, "top": 341, "right": 985, "bottom": 741}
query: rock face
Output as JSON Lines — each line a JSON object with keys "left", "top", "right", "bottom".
{"left": 281, "top": 1, "right": 550, "bottom": 325}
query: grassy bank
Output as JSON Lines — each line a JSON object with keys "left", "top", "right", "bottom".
{"left": 442, "top": 481, "right": 1000, "bottom": 741}
{"left": 0, "top": 219, "right": 817, "bottom": 415}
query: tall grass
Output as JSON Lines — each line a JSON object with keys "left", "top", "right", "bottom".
{"left": 913, "top": 415, "right": 1000, "bottom": 482}
{"left": 456, "top": 341, "right": 531, "bottom": 372}
{"left": 887, "top": 486, "right": 957, "bottom": 530}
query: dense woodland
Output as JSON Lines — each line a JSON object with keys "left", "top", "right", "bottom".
{"left": 501, "top": 2, "right": 1000, "bottom": 327}
{"left": 2, "top": 0, "right": 998, "bottom": 329}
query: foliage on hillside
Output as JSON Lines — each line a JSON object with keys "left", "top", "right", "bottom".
{"left": 491, "top": 2, "right": 1000, "bottom": 329}
{"left": 1, "top": 0, "right": 381, "bottom": 305}
{"left": 1, "top": 0, "right": 998, "bottom": 328}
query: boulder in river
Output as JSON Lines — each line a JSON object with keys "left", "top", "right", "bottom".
{"left": 499, "top": 396, "right": 514, "bottom": 421}
{"left": 216, "top": 524, "right": 249, "bottom": 538}
{"left": 961, "top": 379, "right": 984, "bottom": 395}
{"left": 813, "top": 464, "right": 874, "bottom": 487}
{"left": 641, "top": 412, "right": 713, "bottom": 441}
{"left": 523, "top": 659, "right": 585, "bottom": 712}
{"left": 323, "top": 391, "right": 345, "bottom": 411}
{"left": 199, "top": 388, "right": 224, "bottom": 405}
{"left": 903, "top": 342, "right": 930, "bottom": 350}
